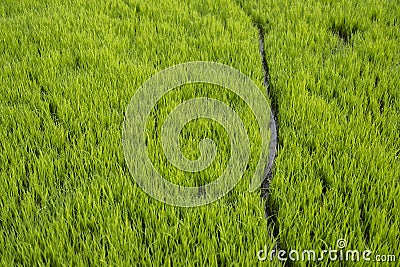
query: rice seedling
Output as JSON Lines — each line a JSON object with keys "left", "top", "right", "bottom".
{"left": 1, "top": 0, "right": 398, "bottom": 265}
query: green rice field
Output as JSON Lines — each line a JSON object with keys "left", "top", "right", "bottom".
{"left": 1, "top": 0, "right": 399, "bottom": 265}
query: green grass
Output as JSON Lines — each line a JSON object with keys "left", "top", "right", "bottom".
{"left": 1, "top": 0, "right": 399, "bottom": 266}
{"left": 237, "top": 0, "right": 400, "bottom": 265}
{"left": 145, "top": 82, "right": 262, "bottom": 187}
{"left": 1, "top": 0, "right": 270, "bottom": 265}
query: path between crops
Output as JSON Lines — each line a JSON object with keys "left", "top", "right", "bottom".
{"left": 258, "top": 25, "right": 279, "bottom": 201}
{"left": 257, "top": 24, "right": 288, "bottom": 264}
